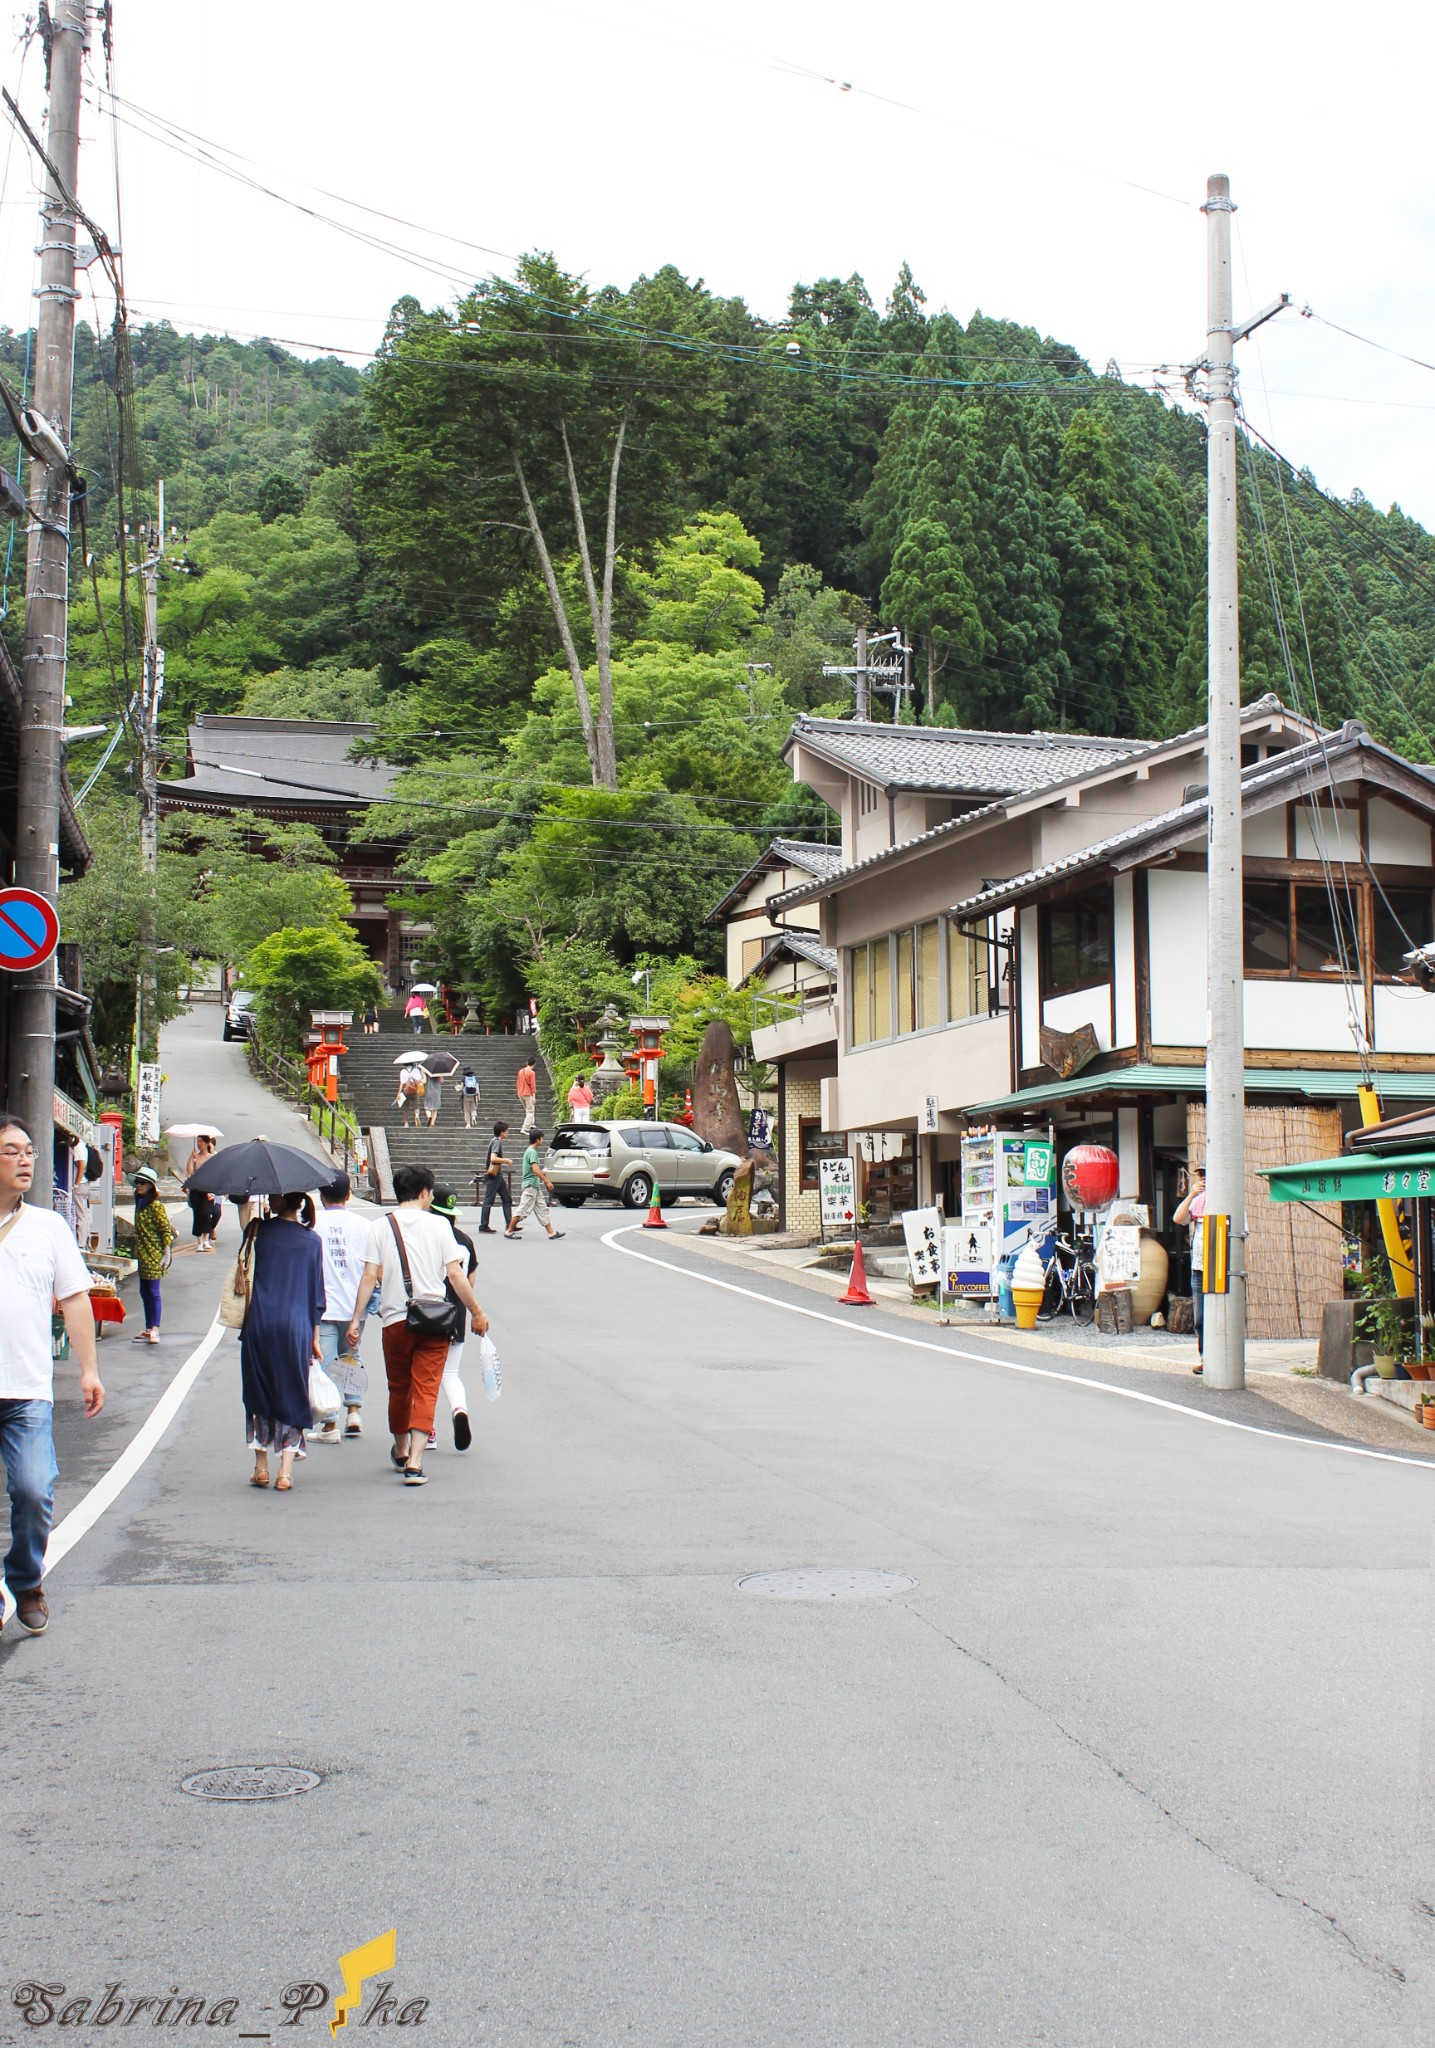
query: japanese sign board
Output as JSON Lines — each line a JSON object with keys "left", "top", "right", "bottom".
{"left": 136, "top": 1062, "right": 162, "bottom": 1148}
{"left": 1021, "top": 1140, "right": 1054, "bottom": 1187}
{"left": 747, "top": 1106, "right": 772, "bottom": 1151}
{"left": 945, "top": 1220, "right": 993, "bottom": 1295}
{"left": 901, "top": 1205, "right": 944, "bottom": 1288}
{"left": 818, "top": 1155, "right": 856, "bottom": 1234}
{"left": 917, "top": 1095, "right": 940, "bottom": 1135}
{"left": 1098, "top": 1223, "right": 1142, "bottom": 1289}
{"left": 0, "top": 886, "right": 60, "bottom": 972}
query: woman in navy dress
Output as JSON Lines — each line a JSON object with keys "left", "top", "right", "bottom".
{"left": 240, "top": 1192, "right": 324, "bottom": 1491}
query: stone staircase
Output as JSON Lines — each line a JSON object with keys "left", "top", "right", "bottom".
{"left": 339, "top": 1013, "right": 554, "bottom": 1203}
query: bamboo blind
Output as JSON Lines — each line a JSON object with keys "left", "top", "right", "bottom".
{"left": 1187, "top": 1102, "right": 1344, "bottom": 1340}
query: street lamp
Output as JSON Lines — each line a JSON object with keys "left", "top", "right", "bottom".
{"left": 631, "top": 967, "right": 653, "bottom": 1010}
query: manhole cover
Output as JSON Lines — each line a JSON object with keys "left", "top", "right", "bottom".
{"left": 180, "top": 1765, "right": 321, "bottom": 1801}
{"left": 736, "top": 1567, "right": 916, "bottom": 1601}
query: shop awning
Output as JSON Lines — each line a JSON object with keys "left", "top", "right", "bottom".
{"left": 968, "top": 1065, "right": 1435, "bottom": 1117}
{"left": 1264, "top": 1149, "right": 1435, "bottom": 1204}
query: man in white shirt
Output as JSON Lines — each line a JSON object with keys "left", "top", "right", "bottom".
{"left": 314, "top": 1173, "right": 374, "bottom": 1443}
{"left": 0, "top": 1114, "right": 104, "bottom": 1639}
{"left": 346, "top": 1163, "right": 488, "bottom": 1486}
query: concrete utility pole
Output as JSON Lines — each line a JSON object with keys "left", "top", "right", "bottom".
{"left": 854, "top": 622, "right": 869, "bottom": 721}
{"left": 1202, "top": 171, "right": 1246, "bottom": 1389}
{"left": 7, "top": 0, "right": 86, "bottom": 1202}
{"left": 1200, "top": 173, "right": 1291, "bottom": 1390}
{"left": 135, "top": 483, "right": 166, "bottom": 1078}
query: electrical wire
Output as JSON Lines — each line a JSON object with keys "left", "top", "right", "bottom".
{"left": 1302, "top": 306, "right": 1435, "bottom": 380}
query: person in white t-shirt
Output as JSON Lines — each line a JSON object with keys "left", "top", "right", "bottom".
{"left": 0, "top": 1113, "right": 104, "bottom": 1640}
{"left": 313, "top": 1173, "right": 375, "bottom": 1443}
{"left": 346, "top": 1163, "right": 488, "bottom": 1485}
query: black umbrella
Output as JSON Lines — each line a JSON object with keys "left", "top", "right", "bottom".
{"left": 421, "top": 1050, "right": 461, "bottom": 1077}
{"left": 184, "top": 1137, "right": 334, "bottom": 1200}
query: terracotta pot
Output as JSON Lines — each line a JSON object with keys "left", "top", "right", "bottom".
{"left": 1129, "top": 1231, "right": 1170, "bottom": 1326}
{"left": 1406, "top": 1362, "right": 1431, "bottom": 1381}
{"left": 1421, "top": 1404, "right": 1435, "bottom": 1430}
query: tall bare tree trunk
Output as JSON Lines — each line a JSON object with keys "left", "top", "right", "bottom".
{"left": 512, "top": 451, "right": 609, "bottom": 788}
{"left": 560, "top": 414, "right": 625, "bottom": 790}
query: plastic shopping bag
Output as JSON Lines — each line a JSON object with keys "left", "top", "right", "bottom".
{"left": 477, "top": 1333, "right": 501, "bottom": 1402}
{"left": 309, "top": 1360, "right": 342, "bottom": 1419}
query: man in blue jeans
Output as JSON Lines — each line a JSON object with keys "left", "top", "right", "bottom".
{"left": 0, "top": 1113, "right": 104, "bottom": 1638}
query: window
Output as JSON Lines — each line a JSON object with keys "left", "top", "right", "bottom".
{"left": 871, "top": 937, "right": 891, "bottom": 1041}
{"left": 917, "top": 920, "right": 941, "bottom": 1029}
{"left": 619, "top": 1125, "right": 670, "bottom": 1148}
{"left": 1374, "top": 888, "right": 1434, "bottom": 978}
{"left": 850, "top": 943, "right": 871, "bottom": 1046}
{"left": 1243, "top": 882, "right": 1290, "bottom": 973}
{"left": 896, "top": 928, "right": 915, "bottom": 1034}
{"left": 551, "top": 1126, "right": 610, "bottom": 1154}
{"left": 741, "top": 935, "right": 768, "bottom": 980}
{"left": 1040, "top": 890, "right": 1113, "bottom": 997}
{"left": 800, "top": 1118, "right": 842, "bottom": 1188}
{"left": 857, "top": 779, "right": 880, "bottom": 817}
{"left": 1292, "top": 885, "right": 1358, "bottom": 977}
{"left": 947, "top": 921, "right": 989, "bottom": 1021}
{"left": 668, "top": 1128, "right": 706, "bottom": 1152}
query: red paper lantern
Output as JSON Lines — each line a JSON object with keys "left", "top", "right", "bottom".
{"left": 1061, "top": 1143, "right": 1120, "bottom": 1212}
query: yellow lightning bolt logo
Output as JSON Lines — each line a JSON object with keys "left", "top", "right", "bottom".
{"left": 329, "top": 1928, "right": 397, "bottom": 2037}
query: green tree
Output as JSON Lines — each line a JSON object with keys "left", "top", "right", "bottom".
{"left": 244, "top": 925, "right": 382, "bottom": 1048}
{"left": 239, "top": 665, "right": 383, "bottom": 720}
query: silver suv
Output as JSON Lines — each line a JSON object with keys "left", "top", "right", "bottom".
{"left": 222, "top": 990, "right": 255, "bottom": 1042}
{"left": 546, "top": 1120, "right": 742, "bottom": 1210}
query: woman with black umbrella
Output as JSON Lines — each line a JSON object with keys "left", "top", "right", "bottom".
{"left": 241, "top": 1191, "right": 325, "bottom": 1491}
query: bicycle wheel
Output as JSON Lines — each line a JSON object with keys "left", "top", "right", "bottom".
{"left": 1071, "top": 1263, "right": 1097, "bottom": 1325}
{"left": 1035, "top": 1264, "right": 1064, "bottom": 1321}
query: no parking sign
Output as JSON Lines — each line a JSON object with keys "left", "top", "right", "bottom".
{"left": 0, "top": 887, "right": 59, "bottom": 972}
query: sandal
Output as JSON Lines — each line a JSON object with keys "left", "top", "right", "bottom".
{"left": 250, "top": 1469, "right": 269, "bottom": 1489}
{"left": 274, "top": 1475, "right": 293, "bottom": 1492}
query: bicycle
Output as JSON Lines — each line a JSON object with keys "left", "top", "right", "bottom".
{"left": 1035, "top": 1232, "right": 1097, "bottom": 1324}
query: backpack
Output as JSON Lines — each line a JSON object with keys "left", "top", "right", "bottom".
{"left": 463, "top": 1073, "right": 479, "bottom": 1095}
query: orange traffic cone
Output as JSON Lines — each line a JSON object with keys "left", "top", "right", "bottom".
{"left": 643, "top": 1190, "right": 667, "bottom": 1230}
{"left": 838, "top": 1239, "right": 872, "bottom": 1305}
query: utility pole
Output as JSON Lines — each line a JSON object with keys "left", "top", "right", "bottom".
{"left": 1199, "top": 174, "right": 1291, "bottom": 1391}
{"left": 854, "top": 622, "right": 869, "bottom": 721}
{"left": 7, "top": 0, "right": 86, "bottom": 1203}
{"left": 134, "top": 484, "right": 165, "bottom": 1110}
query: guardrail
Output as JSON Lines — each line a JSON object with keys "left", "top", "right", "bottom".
{"left": 246, "top": 1040, "right": 362, "bottom": 1178}
{"left": 751, "top": 986, "right": 836, "bottom": 1032}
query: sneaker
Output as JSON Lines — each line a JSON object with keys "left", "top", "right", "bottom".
{"left": 403, "top": 1466, "right": 428, "bottom": 1486}
{"left": 453, "top": 1410, "right": 472, "bottom": 1452}
{"left": 1192, "top": 1362, "right": 1204, "bottom": 1376}
{"left": 14, "top": 1588, "right": 48, "bottom": 1634}
{"left": 315, "top": 1420, "right": 341, "bottom": 1443}
{"left": 344, "top": 1413, "right": 362, "bottom": 1438}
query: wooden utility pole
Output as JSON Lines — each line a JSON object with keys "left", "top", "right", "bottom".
{"left": 7, "top": 0, "right": 86, "bottom": 1201}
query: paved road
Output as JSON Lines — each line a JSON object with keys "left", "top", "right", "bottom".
{"left": 3, "top": 1006, "right": 1433, "bottom": 2043}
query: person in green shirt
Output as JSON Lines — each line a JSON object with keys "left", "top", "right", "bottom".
{"left": 515, "top": 1129, "right": 564, "bottom": 1241}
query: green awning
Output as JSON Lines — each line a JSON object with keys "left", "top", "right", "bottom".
{"left": 968, "top": 1065, "right": 1435, "bottom": 1116}
{"left": 1264, "top": 1150, "right": 1435, "bottom": 1204}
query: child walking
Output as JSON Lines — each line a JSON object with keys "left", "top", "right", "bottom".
{"left": 132, "top": 1164, "right": 176, "bottom": 1344}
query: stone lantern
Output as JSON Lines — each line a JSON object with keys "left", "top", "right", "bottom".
{"left": 589, "top": 1004, "right": 629, "bottom": 1103}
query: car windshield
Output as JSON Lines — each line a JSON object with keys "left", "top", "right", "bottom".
{"left": 551, "top": 1126, "right": 610, "bottom": 1153}
{"left": 231, "top": 992, "right": 254, "bottom": 1010}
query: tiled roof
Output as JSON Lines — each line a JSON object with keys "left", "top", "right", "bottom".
{"left": 786, "top": 715, "right": 1149, "bottom": 794}
{"left": 738, "top": 929, "right": 838, "bottom": 990}
{"left": 945, "top": 726, "right": 1387, "bottom": 920}
{"left": 768, "top": 693, "right": 1316, "bottom": 917}
{"left": 160, "top": 715, "right": 398, "bottom": 808}
{"left": 707, "top": 836, "right": 842, "bottom": 922}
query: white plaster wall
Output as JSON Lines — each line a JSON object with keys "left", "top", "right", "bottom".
{"left": 1368, "top": 798, "right": 1432, "bottom": 866}
{"left": 831, "top": 1017, "right": 1010, "bottom": 1131}
{"left": 1113, "top": 872, "right": 1136, "bottom": 1048}
{"left": 1243, "top": 981, "right": 1361, "bottom": 1052}
{"left": 1294, "top": 802, "right": 1360, "bottom": 863}
{"left": 1148, "top": 869, "right": 1208, "bottom": 1043}
{"left": 1117, "top": 1106, "right": 1140, "bottom": 1198}
{"left": 1373, "top": 985, "right": 1435, "bottom": 1055}
{"left": 1244, "top": 807, "right": 1287, "bottom": 857}
{"left": 1042, "top": 984, "right": 1113, "bottom": 1051}
{"left": 1019, "top": 906, "right": 1041, "bottom": 1067}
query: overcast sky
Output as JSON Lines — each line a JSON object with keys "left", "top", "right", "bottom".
{"left": 2, "top": 0, "right": 1432, "bottom": 524}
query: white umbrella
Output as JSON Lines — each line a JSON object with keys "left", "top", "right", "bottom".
{"left": 166, "top": 1122, "right": 224, "bottom": 1139}
{"left": 394, "top": 1051, "right": 433, "bottom": 1066}
{"left": 409, "top": 981, "right": 438, "bottom": 994}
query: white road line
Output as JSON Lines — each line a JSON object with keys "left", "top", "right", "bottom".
{"left": 602, "top": 1225, "right": 1435, "bottom": 1473}
{"left": 1, "top": 1317, "right": 226, "bottom": 1621}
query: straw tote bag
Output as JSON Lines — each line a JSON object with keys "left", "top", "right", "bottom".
{"left": 218, "top": 1223, "right": 256, "bottom": 1330}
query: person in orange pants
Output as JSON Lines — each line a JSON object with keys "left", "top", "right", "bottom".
{"left": 346, "top": 1164, "right": 488, "bottom": 1485}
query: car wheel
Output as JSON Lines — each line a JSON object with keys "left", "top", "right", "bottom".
{"left": 221, "top": 1024, "right": 233, "bottom": 1041}
{"left": 556, "top": 1193, "right": 587, "bottom": 1209}
{"left": 713, "top": 1169, "right": 735, "bottom": 1206}
{"left": 623, "top": 1171, "right": 654, "bottom": 1211}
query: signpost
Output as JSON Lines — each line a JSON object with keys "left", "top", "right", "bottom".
{"left": 136, "top": 1061, "right": 162, "bottom": 1148}
{"left": 818, "top": 1155, "right": 856, "bottom": 1241}
{"left": 918, "top": 1094, "right": 940, "bottom": 1135}
{"left": 0, "top": 885, "right": 60, "bottom": 973}
{"left": 945, "top": 1219, "right": 994, "bottom": 1297}
{"left": 901, "top": 1204, "right": 944, "bottom": 1290}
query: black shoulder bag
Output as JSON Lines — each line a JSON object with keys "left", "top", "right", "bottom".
{"left": 388, "top": 1213, "right": 465, "bottom": 1343}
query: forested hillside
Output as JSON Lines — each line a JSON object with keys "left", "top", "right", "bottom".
{"left": 14, "top": 257, "right": 1435, "bottom": 1035}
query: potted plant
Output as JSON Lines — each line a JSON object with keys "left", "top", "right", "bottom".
{"left": 1419, "top": 1393, "right": 1435, "bottom": 1431}
{"left": 1353, "top": 1260, "right": 1406, "bottom": 1378}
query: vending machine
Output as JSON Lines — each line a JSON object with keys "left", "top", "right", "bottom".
{"left": 952, "top": 1130, "right": 1056, "bottom": 1291}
